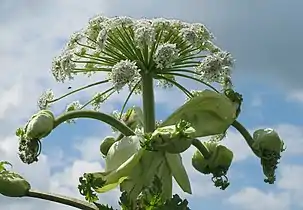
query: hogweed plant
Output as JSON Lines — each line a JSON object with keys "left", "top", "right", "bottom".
{"left": 1, "top": 16, "right": 285, "bottom": 210}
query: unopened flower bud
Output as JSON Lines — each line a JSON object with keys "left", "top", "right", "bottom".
{"left": 192, "top": 141, "right": 233, "bottom": 190}
{"left": 24, "top": 110, "right": 55, "bottom": 140}
{"left": 147, "top": 120, "right": 195, "bottom": 153}
{"left": 0, "top": 165, "right": 31, "bottom": 197}
{"left": 100, "top": 136, "right": 116, "bottom": 156}
{"left": 252, "top": 128, "right": 285, "bottom": 184}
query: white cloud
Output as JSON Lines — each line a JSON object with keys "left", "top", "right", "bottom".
{"left": 227, "top": 187, "right": 291, "bottom": 210}
{"left": 287, "top": 90, "right": 303, "bottom": 103}
{"left": 277, "top": 164, "right": 303, "bottom": 207}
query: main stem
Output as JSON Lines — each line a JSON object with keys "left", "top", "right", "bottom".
{"left": 141, "top": 72, "right": 156, "bottom": 133}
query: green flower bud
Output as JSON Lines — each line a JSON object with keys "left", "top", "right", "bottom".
{"left": 252, "top": 128, "right": 285, "bottom": 184}
{"left": 147, "top": 120, "right": 195, "bottom": 154}
{"left": 0, "top": 171, "right": 31, "bottom": 197}
{"left": 192, "top": 141, "right": 233, "bottom": 190}
{"left": 100, "top": 136, "right": 116, "bottom": 156}
{"left": 253, "top": 128, "right": 284, "bottom": 154}
{"left": 24, "top": 110, "right": 55, "bottom": 140}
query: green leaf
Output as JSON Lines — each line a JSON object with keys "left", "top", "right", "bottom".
{"left": 165, "top": 153, "right": 191, "bottom": 194}
{"left": 162, "top": 89, "right": 238, "bottom": 138}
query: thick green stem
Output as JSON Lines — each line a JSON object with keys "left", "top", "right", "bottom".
{"left": 232, "top": 120, "right": 259, "bottom": 156}
{"left": 141, "top": 73, "right": 156, "bottom": 132}
{"left": 26, "top": 189, "right": 98, "bottom": 210}
{"left": 53, "top": 110, "right": 135, "bottom": 136}
{"left": 192, "top": 139, "right": 211, "bottom": 159}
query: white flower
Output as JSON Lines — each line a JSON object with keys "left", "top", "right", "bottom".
{"left": 151, "top": 18, "right": 171, "bottom": 30}
{"left": 109, "top": 16, "right": 134, "bottom": 28}
{"left": 51, "top": 50, "right": 75, "bottom": 82}
{"left": 84, "top": 15, "right": 109, "bottom": 41}
{"left": 195, "top": 51, "right": 234, "bottom": 84}
{"left": 96, "top": 29, "right": 107, "bottom": 51}
{"left": 91, "top": 92, "right": 108, "bottom": 110}
{"left": 134, "top": 20, "right": 156, "bottom": 49}
{"left": 37, "top": 89, "right": 54, "bottom": 110}
{"left": 180, "top": 27, "right": 198, "bottom": 45}
{"left": 65, "top": 101, "right": 82, "bottom": 123}
{"left": 153, "top": 43, "right": 179, "bottom": 69}
{"left": 109, "top": 60, "right": 140, "bottom": 91}
{"left": 65, "top": 31, "right": 83, "bottom": 50}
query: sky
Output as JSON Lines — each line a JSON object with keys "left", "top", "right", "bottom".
{"left": 0, "top": 0, "right": 303, "bottom": 209}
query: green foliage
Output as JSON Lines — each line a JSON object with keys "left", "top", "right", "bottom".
{"left": 118, "top": 176, "right": 190, "bottom": 210}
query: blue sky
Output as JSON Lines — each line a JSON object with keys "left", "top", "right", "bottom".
{"left": 0, "top": 1, "right": 303, "bottom": 210}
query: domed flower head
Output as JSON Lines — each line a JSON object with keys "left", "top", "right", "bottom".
{"left": 51, "top": 15, "right": 233, "bottom": 107}
{"left": 252, "top": 128, "right": 285, "bottom": 184}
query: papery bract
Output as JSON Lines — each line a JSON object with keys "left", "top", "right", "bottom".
{"left": 148, "top": 120, "right": 195, "bottom": 153}
{"left": 192, "top": 141, "right": 233, "bottom": 190}
{"left": 24, "top": 110, "right": 55, "bottom": 140}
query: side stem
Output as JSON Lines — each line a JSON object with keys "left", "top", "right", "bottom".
{"left": 141, "top": 72, "right": 156, "bottom": 133}
{"left": 53, "top": 110, "right": 135, "bottom": 136}
{"left": 232, "top": 120, "right": 259, "bottom": 156}
{"left": 192, "top": 139, "right": 211, "bottom": 159}
{"left": 26, "top": 189, "right": 98, "bottom": 210}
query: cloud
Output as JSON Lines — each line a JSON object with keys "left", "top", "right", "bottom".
{"left": 277, "top": 164, "right": 303, "bottom": 207}
{"left": 227, "top": 187, "right": 291, "bottom": 210}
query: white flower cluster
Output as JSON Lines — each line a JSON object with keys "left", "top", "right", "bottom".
{"left": 153, "top": 43, "right": 179, "bottom": 70}
{"left": 51, "top": 15, "right": 229, "bottom": 92}
{"left": 108, "top": 60, "right": 140, "bottom": 91}
{"left": 195, "top": 51, "right": 234, "bottom": 85}
{"left": 37, "top": 89, "right": 54, "bottom": 110}
{"left": 65, "top": 101, "right": 82, "bottom": 123}
{"left": 51, "top": 51, "right": 75, "bottom": 82}
{"left": 66, "top": 101, "right": 82, "bottom": 112}
{"left": 134, "top": 20, "right": 156, "bottom": 49}
{"left": 91, "top": 92, "right": 110, "bottom": 110}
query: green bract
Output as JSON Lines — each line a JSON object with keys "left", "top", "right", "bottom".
{"left": 162, "top": 90, "right": 238, "bottom": 138}
{"left": 252, "top": 128, "right": 285, "bottom": 184}
{"left": 120, "top": 151, "right": 191, "bottom": 204}
{"left": 122, "top": 107, "right": 144, "bottom": 130}
{"left": 192, "top": 141, "right": 233, "bottom": 190}
{"left": 100, "top": 136, "right": 116, "bottom": 156}
{"left": 252, "top": 128, "right": 284, "bottom": 154}
{"left": 105, "top": 135, "right": 141, "bottom": 172}
{"left": 148, "top": 120, "right": 195, "bottom": 153}
{"left": 0, "top": 163, "right": 31, "bottom": 197}
{"left": 24, "top": 110, "right": 55, "bottom": 140}
{"left": 82, "top": 135, "right": 144, "bottom": 195}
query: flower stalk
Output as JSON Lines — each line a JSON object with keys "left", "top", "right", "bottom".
{"left": 141, "top": 72, "right": 156, "bottom": 132}
{"left": 54, "top": 110, "right": 135, "bottom": 136}
{"left": 26, "top": 189, "right": 99, "bottom": 210}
